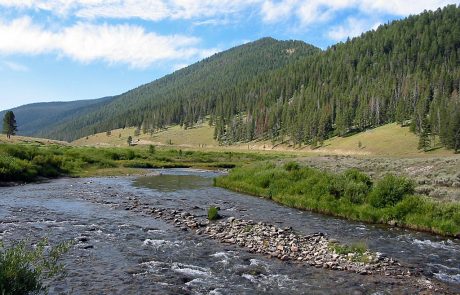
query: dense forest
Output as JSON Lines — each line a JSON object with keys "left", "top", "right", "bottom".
{"left": 19, "top": 5, "right": 460, "bottom": 151}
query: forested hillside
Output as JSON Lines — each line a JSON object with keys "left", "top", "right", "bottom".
{"left": 211, "top": 5, "right": 460, "bottom": 151}
{"left": 42, "top": 38, "right": 319, "bottom": 141}
{"left": 0, "top": 97, "right": 113, "bottom": 137}
{"left": 25, "top": 5, "right": 460, "bottom": 151}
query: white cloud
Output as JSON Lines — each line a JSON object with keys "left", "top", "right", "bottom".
{"left": 0, "top": 17, "right": 214, "bottom": 68}
{"left": 359, "top": 0, "right": 455, "bottom": 16}
{"left": 328, "top": 17, "right": 381, "bottom": 41}
{"left": 261, "top": 0, "right": 296, "bottom": 23}
{"left": 0, "top": 0, "right": 262, "bottom": 21}
{"left": 261, "top": 0, "right": 456, "bottom": 28}
{"left": 2, "top": 60, "right": 29, "bottom": 72}
{"left": 0, "top": 0, "right": 455, "bottom": 28}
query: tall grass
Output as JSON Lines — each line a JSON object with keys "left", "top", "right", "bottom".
{"left": 0, "top": 143, "right": 272, "bottom": 182}
{"left": 215, "top": 162, "right": 460, "bottom": 237}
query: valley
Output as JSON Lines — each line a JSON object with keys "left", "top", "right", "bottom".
{"left": 0, "top": 3, "right": 459, "bottom": 294}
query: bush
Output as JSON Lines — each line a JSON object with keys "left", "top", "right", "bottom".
{"left": 0, "top": 239, "right": 71, "bottom": 295}
{"left": 207, "top": 206, "right": 220, "bottom": 220}
{"left": 369, "top": 174, "right": 415, "bottom": 208}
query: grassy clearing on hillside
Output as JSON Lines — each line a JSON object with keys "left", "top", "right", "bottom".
{"left": 73, "top": 123, "right": 452, "bottom": 157}
{"left": 215, "top": 162, "right": 460, "bottom": 237}
{"left": 73, "top": 124, "right": 217, "bottom": 147}
{"left": 0, "top": 143, "right": 274, "bottom": 183}
{"left": 317, "top": 123, "right": 451, "bottom": 156}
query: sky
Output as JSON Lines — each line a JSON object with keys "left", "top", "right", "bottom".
{"left": 0, "top": 0, "right": 457, "bottom": 111}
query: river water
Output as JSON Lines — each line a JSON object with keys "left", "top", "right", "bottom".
{"left": 0, "top": 169, "right": 459, "bottom": 294}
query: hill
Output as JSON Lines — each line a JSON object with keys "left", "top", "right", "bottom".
{"left": 0, "top": 97, "right": 113, "bottom": 137}
{"left": 42, "top": 38, "right": 319, "bottom": 141}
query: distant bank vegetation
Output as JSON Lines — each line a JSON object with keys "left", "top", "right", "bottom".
{"left": 0, "top": 143, "right": 271, "bottom": 183}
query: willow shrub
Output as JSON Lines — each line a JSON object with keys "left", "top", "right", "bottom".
{"left": 214, "top": 162, "right": 460, "bottom": 236}
{"left": 0, "top": 239, "right": 71, "bottom": 295}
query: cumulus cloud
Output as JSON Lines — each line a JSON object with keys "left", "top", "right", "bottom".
{"left": 0, "top": 16, "right": 214, "bottom": 68}
{"left": 328, "top": 17, "right": 381, "bottom": 41}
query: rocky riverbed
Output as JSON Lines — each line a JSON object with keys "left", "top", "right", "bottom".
{"left": 116, "top": 198, "right": 445, "bottom": 293}
{"left": 1, "top": 169, "right": 459, "bottom": 294}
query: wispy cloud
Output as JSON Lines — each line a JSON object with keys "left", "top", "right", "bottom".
{"left": 328, "top": 17, "right": 381, "bottom": 41}
{"left": 0, "top": 0, "right": 262, "bottom": 21}
{"left": 2, "top": 60, "right": 29, "bottom": 72}
{"left": 0, "top": 16, "right": 214, "bottom": 68}
{"left": 0, "top": 0, "right": 455, "bottom": 23}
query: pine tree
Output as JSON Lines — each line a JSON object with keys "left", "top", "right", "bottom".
{"left": 418, "top": 117, "right": 431, "bottom": 151}
{"left": 2, "top": 111, "right": 18, "bottom": 139}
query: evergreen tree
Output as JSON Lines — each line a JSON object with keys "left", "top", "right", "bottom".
{"left": 2, "top": 111, "right": 17, "bottom": 139}
{"left": 418, "top": 117, "right": 431, "bottom": 151}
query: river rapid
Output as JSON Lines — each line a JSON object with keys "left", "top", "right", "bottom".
{"left": 0, "top": 169, "right": 459, "bottom": 294}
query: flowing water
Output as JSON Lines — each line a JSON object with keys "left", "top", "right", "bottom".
{"left": 0, "top": 169, "right": 459, "bottom": 294}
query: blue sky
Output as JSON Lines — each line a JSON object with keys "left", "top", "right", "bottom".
{"left": 0, "top": 0, "right": 457, "bottom": 111}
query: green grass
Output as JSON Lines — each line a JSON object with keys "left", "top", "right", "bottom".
{"left": 215, "top": 162, "right": 460, "bottom": 237}
{"left": 0, "top": 143, "right": 275, "bottom": 183}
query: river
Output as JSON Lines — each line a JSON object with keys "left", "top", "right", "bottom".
{"left": 0, "top": 169, "right": 459, "bottom": 294}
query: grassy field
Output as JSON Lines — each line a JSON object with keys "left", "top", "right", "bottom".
{"left": 73, "top": 122, "right": 452, "bottom": 157}
{"left": 215, "top": 162, "right": 460, "bottom": 237}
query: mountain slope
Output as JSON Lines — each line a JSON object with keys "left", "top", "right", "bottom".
{"left": 0, "top": 97, "right": 113, "bottom": 137}
{"left": 43, "top": 38, "right": 319, "bottom": 141}
{"left": 210, "top": 5, "right": 459, "bottom": 151}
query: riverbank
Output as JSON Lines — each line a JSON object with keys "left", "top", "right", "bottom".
{"left": 0, "top": 142, "right": 275, "bottom": 183}
{"left": 215, "top": 162, "right": 460, "bottom": 238}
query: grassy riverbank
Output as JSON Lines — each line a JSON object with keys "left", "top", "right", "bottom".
{"left": 0, "top": 143, "right": 274, "bottom": 183}
{"left": 215, "top": 162, "right": 460, "bottom": 237}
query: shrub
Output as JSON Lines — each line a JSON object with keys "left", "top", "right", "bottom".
{"left": 207, "top": 206, "right": 220, "bottom": 220}
{"left": 369, "top": 174, "right": 415, "bottom": 208}
{"left": 0, "top": 239, "right": 71, "bottom": 295}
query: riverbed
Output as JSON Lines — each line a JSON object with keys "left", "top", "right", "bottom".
{"left": 0, "top": 169, "right": 459, "bottom": 294}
